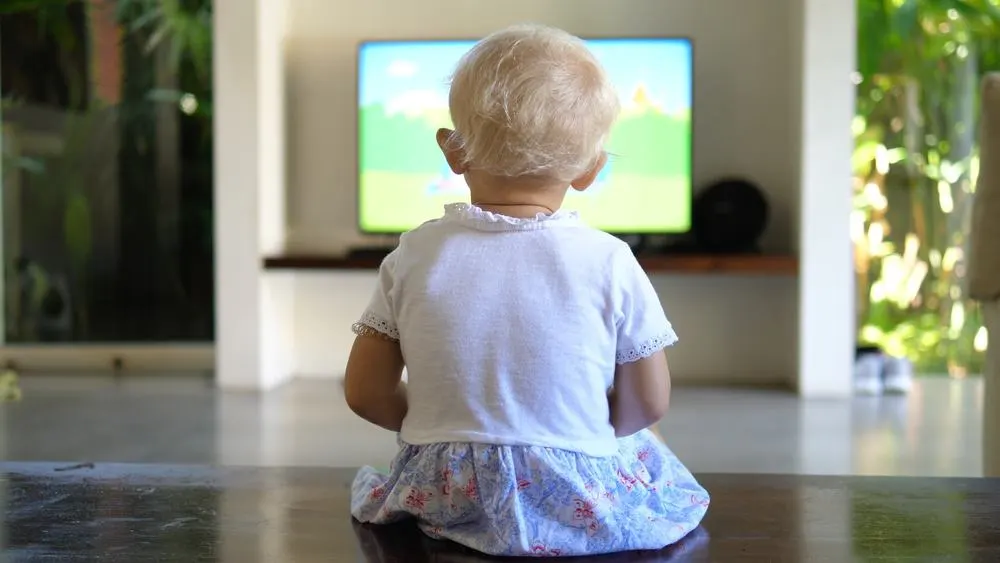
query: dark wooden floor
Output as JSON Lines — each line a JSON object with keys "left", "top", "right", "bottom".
{"left": 2, "top": 463, "right": 999, "bottom": 562}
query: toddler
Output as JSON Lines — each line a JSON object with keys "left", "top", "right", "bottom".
{"left": 345, "top": 23, "right": 709, "bottom": 557}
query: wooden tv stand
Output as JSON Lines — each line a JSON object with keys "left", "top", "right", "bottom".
{"left": 262, "top": 253, "right": 798, "bottom": 275}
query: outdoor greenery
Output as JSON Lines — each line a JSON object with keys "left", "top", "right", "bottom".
{"left": 855, "top": 0, "right": 1000, "bottom": 375}
{"left": 0, "top": 0, "right": 213, "bottom": 340}
{"left": 4, "top": 0, "right": 999, "bottom": 357}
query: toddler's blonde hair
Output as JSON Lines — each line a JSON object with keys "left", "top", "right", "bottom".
{"left": 447, "top": 24, "right": 620, "bottom": 182}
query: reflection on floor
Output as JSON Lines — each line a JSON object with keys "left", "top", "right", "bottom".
{"left": 0, "top": 376, "right": 984, "bottom": 477}
{"left": 6, "top": 465, "right": 997, "bottom": 561}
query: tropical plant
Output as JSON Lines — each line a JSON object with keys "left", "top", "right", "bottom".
{"left": 0, "top": 0, "right": 213, "bottom": 340}
{"left": 0, "top": 0, "right": 212, "bottom": 112}
{"left": 116, "top": 0, "right": 212, "bottom": 81}
{"left": 855, "top": 0, "right": 1000, "bottom": 374}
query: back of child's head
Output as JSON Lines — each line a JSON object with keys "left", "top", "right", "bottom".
{"left": 447, "top": 24, "right": 620, "bottom": 183}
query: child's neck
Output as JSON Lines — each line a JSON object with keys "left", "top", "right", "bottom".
{"left": 467, "top": 172, "right": 568, "bottom": 219}
{"left": 471, "top": 201, "right": 557, "bottom": 218}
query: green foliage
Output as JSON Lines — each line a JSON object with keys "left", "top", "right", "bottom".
{"left": 1, "top": 0, "right": 212, "bottom": 109}
{"left": 1, "top": 0, "right": 213, "bottom": 339}
{"left": 116, "top": 0, "right": 213, "bottom": 84}
{"left": 855, "top": 0, "right": 1000, "bottom": 375}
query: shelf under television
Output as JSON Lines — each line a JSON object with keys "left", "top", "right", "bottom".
{"left": 262, "top": 253, "right": 799, "bottom": 275}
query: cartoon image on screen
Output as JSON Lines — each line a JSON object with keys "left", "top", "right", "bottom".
{"left": 358, "top": 39, "right": 692, "bottom": 233}
{"left": 426, "top": 161, "right": 467, "bottom": 196}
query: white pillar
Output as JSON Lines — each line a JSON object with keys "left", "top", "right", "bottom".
{"left": 795, "top": 0, "right": 857, "bottom": 397}
{"left": 214, "top": 0, "right": 294, "bottom": 390}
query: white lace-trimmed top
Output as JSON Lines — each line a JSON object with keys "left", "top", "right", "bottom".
{"left": 354, "top": 203, "right": 677, "bottom": 457}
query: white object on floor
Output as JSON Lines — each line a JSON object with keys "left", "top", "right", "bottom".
{"left": 882, "top": 356, "right": 914, "bottom": 395}
{"left": 854, "top": 353, "right": 885, "bottom": 396}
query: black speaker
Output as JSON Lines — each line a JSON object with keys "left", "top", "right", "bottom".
{"left": 692, "top": 178, "right": 769, "bottom": 253}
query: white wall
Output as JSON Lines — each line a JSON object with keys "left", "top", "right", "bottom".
{"left": 284, "top": 0, "right": 798, "bottom": 253}
{"left": 293, "top": 272, "right": 798, "bottom": 385}
{"left": 279, "top": 0, "right": 802, "bottom": 386}
{"left": 795, "top": 0, "right": 856, "bottom": 396}
{"left": 215, "top": 0, "right": 294, "bottom": 390}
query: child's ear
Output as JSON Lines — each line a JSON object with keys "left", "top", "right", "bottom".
{"left": 570, "top": 152, "right": 609, "bottom": 192}
{"left": 436, "top": 128, "right": 467, "bottom": 174}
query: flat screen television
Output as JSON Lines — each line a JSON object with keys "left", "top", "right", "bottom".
{"left": 357, "top": 37, "right": 693, "bottom": 235}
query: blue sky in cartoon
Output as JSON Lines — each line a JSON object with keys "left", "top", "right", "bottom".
{"left": 358, "top": 38, "right": 692, "bottom": 113}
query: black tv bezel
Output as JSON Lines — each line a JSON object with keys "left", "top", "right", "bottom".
{"left": 354, "top": 35, "right": 695, "bottom": 237}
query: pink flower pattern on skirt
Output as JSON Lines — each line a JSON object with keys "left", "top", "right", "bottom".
{"left": 351, "top": 429, "right": 709, "bottom": 557}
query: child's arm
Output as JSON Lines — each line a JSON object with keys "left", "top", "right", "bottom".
{"left": 608, "top": 245, "right": 677, "bottom": 438}
{"left": 344, "top": 249, "right": 406, "bottom": 432}
{"left": 344, "top": 332, "right": 407, "bottom": 432}
{"left": 609, "top": 350, "right": 672, "bottom": 437}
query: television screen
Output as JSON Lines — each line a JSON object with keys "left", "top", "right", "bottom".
{"left": 357, "top": 38, "right": 693, "bottom": 234}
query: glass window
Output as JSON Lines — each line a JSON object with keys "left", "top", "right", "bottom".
{"left": 1, "top": 0, "right": 213, "bottom": 342}
{"left": 854, "top": 1, "right": 999, "bottom": 376}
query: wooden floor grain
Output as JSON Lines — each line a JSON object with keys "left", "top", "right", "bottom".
{"left": 2, "top": 463, "right": 998, "bottom": 562}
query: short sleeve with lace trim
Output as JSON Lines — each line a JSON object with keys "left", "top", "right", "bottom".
{"left": 351, "top": 251, "right": 400, "bottom": 342}
{"left": 613, "top": 246, "right": 678, "bottom": 364}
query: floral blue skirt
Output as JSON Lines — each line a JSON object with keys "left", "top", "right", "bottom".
{"left": 351, "top": 429, "right": 710, "bottom": 557}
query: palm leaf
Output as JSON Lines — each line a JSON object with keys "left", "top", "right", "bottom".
{"left": 115, "top": 0, "right": 213, "bottom": 82}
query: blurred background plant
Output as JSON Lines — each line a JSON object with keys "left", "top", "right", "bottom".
{"left": 854, "top": 0, "right": 1000, "bottom": 376}
{"left": 0, "top": 0, "right": 213, "bottom": 341}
